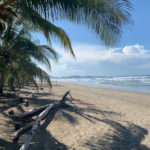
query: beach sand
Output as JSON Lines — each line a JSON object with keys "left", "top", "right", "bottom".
{"left": 0, "top": 82, "right": 150, "bottom": 150}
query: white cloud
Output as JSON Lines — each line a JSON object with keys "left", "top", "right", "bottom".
{"left": 58, "top": 43, "right": 150, "bottom": 64}
{"left": 40, "top": 43, "right": 150, "bottom": 76}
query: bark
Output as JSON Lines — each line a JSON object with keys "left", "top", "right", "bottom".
{"left": 0, "top": 69, "right": 6, "bottom": 94}
{"left": 0, "top": 57, "right": 9, "bottom": 94}
{"left": 18, "top": 91, "right": 70, "bottom": 150}
{"left": 13, "top": 123, "right": 33, "bottom": 142}
{"left": 14, "top": 91, "right": 71, "bottom": 120}
{"left": 13, "top": 104, "right": 50, "bottom": 119}
{"left": 19, "top": 104, "right": 54, "bottom": 150}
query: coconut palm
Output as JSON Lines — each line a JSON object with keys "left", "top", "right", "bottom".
{"left": 1, "top": 0, "right": 132, "bottom": 46}
{"left": 0, "top": 0, "right": 132, "bottom": 93}
{"left": 0, "top": 23, "right": 57, "bottom": 94}
{"left": 6, "top": 58, "right": 52, "bottom": 91}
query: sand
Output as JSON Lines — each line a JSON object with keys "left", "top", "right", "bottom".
{"left": 0, "top": 82, "right": 150, "bottom": 150}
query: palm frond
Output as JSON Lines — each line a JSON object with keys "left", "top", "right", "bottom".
{"left": 17, "top": 5, "right": 75, "bottom": 56}
{"left": 17, "top": 0, "right": 132, "bottom": 46}
{"left": 0, "top": 24, "right": 55, "bottom": 92}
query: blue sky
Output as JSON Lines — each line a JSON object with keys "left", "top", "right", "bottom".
{"left": 33, "top": 0, "right": 150, "bottom": 77}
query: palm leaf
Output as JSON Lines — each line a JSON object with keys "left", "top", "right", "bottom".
{"left": 16, "top": 0, "right": 132, "bottom": 46}
{"left": 17, "top": 5, "right": 75, "bottom": 56}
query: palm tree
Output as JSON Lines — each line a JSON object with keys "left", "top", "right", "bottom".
{"left": 0, "top": 23, "right": 57, "bottom": 94}
{"left": 0, "top": 0, "right": 132, "bottom": 93}
{"left": 6, "top": 58, "right": 52, "bottom": 91}
{"left": 1, "top": 0, "right": 132, "bottom": 46}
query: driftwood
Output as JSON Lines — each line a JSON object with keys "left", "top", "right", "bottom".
{"left": 13, "top": 91, "right": 71, "bottom": 150}
{"left": 19, "top": 104, "right": 54, "bottom": 150}
{"left": 14, "top": 104, "right": 50, "bottom": 119}
{"left": 13, "top": 123, "right": 33, "bottom": 142}
{"left": 14, "top": 91, "right": 71, "bottom": 120}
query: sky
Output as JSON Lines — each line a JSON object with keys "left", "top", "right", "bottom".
{"left": 32, "top": 0, "right": 150, "bottom": 77}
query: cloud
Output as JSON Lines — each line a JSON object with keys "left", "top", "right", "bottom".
{"left": 40, "top": 43, "right": 150, "bottom": 76}
{"left": 58, "top": 43, "right": 150, "bottom": 63}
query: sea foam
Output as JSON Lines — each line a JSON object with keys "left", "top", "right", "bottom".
{"left": 51, "top": 76, "right": 150, "bottom": 93}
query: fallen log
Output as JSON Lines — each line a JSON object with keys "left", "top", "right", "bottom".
{"left": 14, "top": 91, "right": 71, "bottom": 120}
{"left": 13, "top": 104, "right": 49, "bottom": 119}
{"left": 17, "top": 91, "right": 70, "bottom": 150}
{"left": 13, "top": 123, "right": 33, "bottom": 142}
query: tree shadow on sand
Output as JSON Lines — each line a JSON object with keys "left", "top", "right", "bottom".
{"left": 2, "top": 90, "right": 147, "bottom": 150}
{"left": 85, "top": 119, "right": 149, "bottom": 150}
{"left": 27, "top": 127, "right": 68, "bottom": 150}
{"left": 0, "top": 95, "right": 69, "bottom": 150}
{"left": 27, "top": 108, "right": 69, "bottom": 150}
{"left": 24, "top": 95, "right": 122, "bottom": 150}
{"left": 0, "top": 138, "right": 18, "bottom": 150}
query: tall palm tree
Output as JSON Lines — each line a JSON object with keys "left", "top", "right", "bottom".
{"left": 1, "top": 0, "right": 132, "bottom": 46}
{"left": 0, "top": 0, "right": 132, "bottom": 93}
{"left": 0, "top": 23, "right": 57, "bottom": 94}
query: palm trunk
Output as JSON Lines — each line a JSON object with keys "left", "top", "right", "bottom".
{"left": 0, "top": 57, "right": 9, "bottom": 94}
{"left": 0, "top": 69, "right": 6, "bottom": 94}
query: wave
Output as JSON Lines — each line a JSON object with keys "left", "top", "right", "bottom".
{"left": 51, "top": 75, "right": 150, "bottom": 93}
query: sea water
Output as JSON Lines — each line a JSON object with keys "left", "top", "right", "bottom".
{"left": 51, "top": 75, "right": 150, "bottom": 94}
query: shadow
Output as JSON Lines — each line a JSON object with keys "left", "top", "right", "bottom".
{"left": 61, "top": 111, "right": 79, "bottom": 125}
{"left": 42, "top": 112, "right": 56, "bottom": 130}
{"left": 62, "top": 103, "right": 121, "bottom": 124}
{"left": 30, "top": 98, "right": 58, "bottom": 106}
{"left": 16, "top": 105, "right": 25, "bottom": 113}
{"left": 85, "top": 119, "right": 149, "bottom": 150}
{"left": 0, "top": 97, "right": 24, "bottom": 118}
{"left": 22, "top": 93, "right": 121, "bottom": 125}
{"left": 11, "top": 88, "right": 120, "bottom": 125}
{"left": 17, "top": 91, "right": 32, "bottom": 95}
{"left": 0, "top": 90, "right": 123, "bottom": 150}
{"left": 28, "top": 127, "right": 68, "bottom": 150}
{"left": 0, "top": 138, "right": 18, "bottom": 150}
{"left": 18, "top": 91, "right": 52, "bottom": 97}
{"left": 26, "top": 108, "right": 68, "bottom": 150}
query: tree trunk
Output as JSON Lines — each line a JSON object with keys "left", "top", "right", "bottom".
{"left": 0, "top": 57, "right": 9, "bottom": 94}
{"left": 0, "top": 69, "right": 6, "bottom": 94}
{"left": 13, "top": 104, "right": 50, "bottom": 119}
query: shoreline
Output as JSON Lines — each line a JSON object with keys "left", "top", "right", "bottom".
{"left": 51, "top": 75, "right": 150, "bottom": 94}
{"left": 52, "top": 81, "right": 150, "bottom": 95}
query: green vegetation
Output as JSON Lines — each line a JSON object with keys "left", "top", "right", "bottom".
{"left": 0, "top": 22, "right": 58, "bottom": 93}
{"left": 0, "top": 0, "right": 132, "bottom": 94}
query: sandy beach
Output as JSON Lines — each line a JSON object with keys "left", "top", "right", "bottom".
{"left": 0, "top": 82, "right": 150, "bottom": 150}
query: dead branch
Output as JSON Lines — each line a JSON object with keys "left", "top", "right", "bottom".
{"left": 13, "top": 123, "right": 33, "bottom": 142}
{"left": 16, "top": 91, "right": 70, "bottom": 150}
{"left": 13, "top": 90, "right": 70, "bottom": 120}
{"left": 13, "top": 104, "right": 49, "bottom": 119}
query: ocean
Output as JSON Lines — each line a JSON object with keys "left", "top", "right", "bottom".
{"left": 51, "top": 75, "right": 150, "bottom": 94}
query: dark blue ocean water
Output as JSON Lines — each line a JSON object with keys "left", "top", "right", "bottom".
{"left": 51, "top": 75, "right": 150, "bottom": 94}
